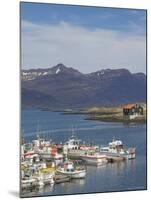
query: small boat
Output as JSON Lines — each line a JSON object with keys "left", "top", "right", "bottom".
{"left": 80, "top": 152, "right": 107, "bottom": 166}
{"left": 56, "top": 161, "right": 86, "bottom": 179}
{"left": 100, "top": 139, "right": 136, "bottom": 160}
{"left": 54, "top": 174, "right": 71, "bottom": 184}
{"left": 125, "top": 147, "right": 136, "bottom": 159}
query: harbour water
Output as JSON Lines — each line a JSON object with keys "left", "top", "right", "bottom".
{"left": 21, "top": 109, "right": 147, "bottom": 197}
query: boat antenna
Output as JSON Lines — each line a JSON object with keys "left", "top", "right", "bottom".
{"left": 71, "top": 127, "right": 75, "bottom": 137}
{"left": 36, "top": 121, "right": 40, "bottom": 139}
{"left": 48, "top": 130, "right": 51, "bottom": 140}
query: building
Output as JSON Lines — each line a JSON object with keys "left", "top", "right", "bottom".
{"left": 123, "top": 103, "right": 143, "bottom": 120}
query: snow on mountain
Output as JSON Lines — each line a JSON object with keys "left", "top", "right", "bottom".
{"left": 56, "top": 67, "right": 61, "bottom": 74}
{"left": 21, "top": 63, "right": 146, "bottom": 108}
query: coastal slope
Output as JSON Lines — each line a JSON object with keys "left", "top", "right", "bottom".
{"left": 22, "top": 63, "right": 146, "bottom": 109}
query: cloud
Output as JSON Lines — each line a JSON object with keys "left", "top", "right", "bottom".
{"left": 21, "top": 20, "right": 146, "bottom": 73}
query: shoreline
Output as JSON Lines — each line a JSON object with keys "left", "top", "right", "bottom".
{"left": 85, "top": 116, "right": 146, "bottom": 124}
{"left": 22, "top": 105, "right": 147, "bottom": 124}
{"left": 61, "top": 109, "right": 146, "bottom": 124}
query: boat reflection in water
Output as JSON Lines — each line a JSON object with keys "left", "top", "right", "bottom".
{"left": 72, "top": 178, "right": 86, "bottom": 186}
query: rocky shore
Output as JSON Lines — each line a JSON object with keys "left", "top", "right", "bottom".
{"left": 62, "top": 105, "right": 147, "bottom": 124}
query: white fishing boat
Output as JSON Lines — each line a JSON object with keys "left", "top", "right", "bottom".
{"left": 64, "top": 134, "right": 81, "bottom": 151}
{"left": 40, "top": 147, "right": 63, "bottom": 166}
{"left": 63, "top": 134, "right": 100, "bottom": 159}
{"left": 80, "top": 152, "right": 107, "bottom": 166}
{"left": 100, "top": 139, "right": 136, "bottom": 160}
{"left": 56, "top": 161, "right": 86, "bottom": 178}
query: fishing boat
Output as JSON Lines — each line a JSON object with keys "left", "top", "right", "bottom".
{"left": 64, "top": 134, "right": 81, "bottom": 151}
{"left": 56, "top": 161, "right": 86, "bottom": 178}
{"left": 80, "top": 151, "right": 107, "bottom": 166}
{"left": 64, "top": 134, "right": 100, "bottom": 160}
{"left": 100, "top": 139, "right": 136, "bottom": 160}
{"left": 39, "top": 147, "right": 63, "bottom": 166}
{"left": 54, "top": 174, "right": 71, "bottom": 184}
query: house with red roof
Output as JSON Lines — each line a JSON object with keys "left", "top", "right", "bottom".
{"left": 122, "top": 103, "right": 143, "bottom": 120}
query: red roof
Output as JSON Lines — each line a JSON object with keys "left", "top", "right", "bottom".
{"left": 122, "top": 103, "right": 136, "bottom": 109}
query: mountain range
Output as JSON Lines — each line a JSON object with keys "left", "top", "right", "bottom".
{"left": 21, "top": 63, "right": 146, "bottom": 109}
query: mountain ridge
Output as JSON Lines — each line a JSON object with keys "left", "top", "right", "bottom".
{"left": 21, "top": 63, "right": 146, "bottom": 109}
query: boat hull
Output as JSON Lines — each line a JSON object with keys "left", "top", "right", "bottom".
{"left": 54, "top": 174, "right": 71, "bottom": 183}
{"left": 56, "top": 169, "right": 86, "bottom": 178}
{"left": 80, "top": 155, "right": 107, "bottom": 166}
{"left": 100, "top": 151, "right": 136, "bottom": 160}
{"left": 124, "top": 153, "right": 135, "bottom": 160}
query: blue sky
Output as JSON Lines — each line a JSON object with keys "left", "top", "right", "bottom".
{"left": 21, "top": 2, "right": 146, "bottom": 73}
{"left": 21, "top": 3, "right": 146, "bottom": 34}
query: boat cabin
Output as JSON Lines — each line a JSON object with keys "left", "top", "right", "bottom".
{"left": 64, "top": 135, "right": 81, "bottom": 150}
{"left": 109, "top": 140, "right": 123, "bottom": 151}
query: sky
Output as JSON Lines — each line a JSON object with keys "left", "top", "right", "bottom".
{"left": 21, "top": 2, "right": 147, "bottom": 73}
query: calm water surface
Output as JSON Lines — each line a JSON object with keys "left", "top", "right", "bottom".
{"left": 21, "top": 109, "right": 147, "bottom": 197}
